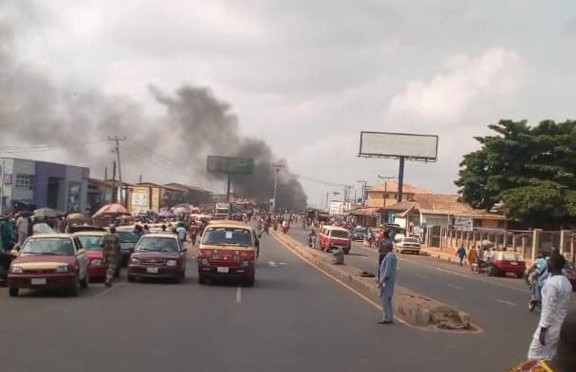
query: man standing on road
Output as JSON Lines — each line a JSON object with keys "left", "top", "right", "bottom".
{"left": 527, "top": 253, "right": 573, "bottom": 362}
{"left": 378, "top": 245, "right": 397, "bottom": 325}
{"left": 456, "top": 245, "right": 467, "bottom": 266}
{"left": 15, "top": 213, "right": 30, "bottom": 245}
{"left": 378, "top": 231, "right": 393, "bottom": 280}
{"left": 103, "top": 225, "right": 121, "bottom": 287}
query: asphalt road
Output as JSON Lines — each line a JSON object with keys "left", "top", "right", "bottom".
{"left": 288, "top": 226, "right": 576, "bottom": 361}
{"left": 0, "top": 232, "right": 541, "bottom": 372}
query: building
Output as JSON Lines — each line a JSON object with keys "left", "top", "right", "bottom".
{"left": 0, "top": 157, "right": 89, "bottom": 213}
{"left": 164, "top": 183, "right": 213, "bottom": 206}
{"left": 366, "top": 181, "right": 430, "bottom": 208}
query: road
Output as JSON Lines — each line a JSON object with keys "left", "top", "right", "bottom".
{"left": 0, "top": 232, "right": 539, "bottom": 371}
{"left": 289, "top": 226, "right": 576, "bottom": 356}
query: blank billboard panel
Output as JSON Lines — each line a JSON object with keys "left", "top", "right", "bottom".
{"left": 359, "top": 131, "right": 438, "bottom": 161}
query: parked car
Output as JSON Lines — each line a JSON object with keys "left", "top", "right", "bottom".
{"left": 7, "top": 234, "right": 89, "bottom": 297}
{"left": 352, "top": 227, "right": 366, "bottom": 241}
{"left": 487, "top": 251, "right": 526, "bottom": 278}
{"left": 74, "top": 231, "right": 107, "bottom": 282}
{"left": 127, "top": 234, "right": 187, "bottom": 283}
{"left": 114, "top": 228, "right": 141, "bottom": 266}
{"left": 395, "top": 236, "right": 421, "bottom": 254}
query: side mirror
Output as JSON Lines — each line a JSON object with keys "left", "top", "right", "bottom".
{"left": 10, "top": 249, "right": 20, "bottom": 258}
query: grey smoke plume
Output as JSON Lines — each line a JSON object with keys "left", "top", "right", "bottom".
{"left": 0, "top": 2, "right": 307, "bottom": 210}
{"left": 150, "top": 86, "right": 307, "bottom": 209}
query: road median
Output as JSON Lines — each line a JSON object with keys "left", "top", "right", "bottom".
{"left": 271, "top": 230, "right": 476, "bottom": 332}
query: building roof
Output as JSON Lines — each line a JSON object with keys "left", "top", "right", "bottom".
{"left": 164, "top": 182, "right": 212, "bottom": 194}
{"left": 349, "top": 206, "right": 381, "bottom": 216}
{"left": 367, "top": 180, "right": 430, "bottom": 194}
{"left": 387, "top": 194, "right": 507, "bottom": 220}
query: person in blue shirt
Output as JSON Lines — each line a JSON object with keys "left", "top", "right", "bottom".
{"left": 456, "top": 245, "right": 467, "bottom": 266}
{"left": 378, "top": 246, "right": 398, "bottom": 324}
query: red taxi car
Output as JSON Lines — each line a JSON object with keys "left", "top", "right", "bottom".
{"left": 487, "top": 251, "right": 526, "bottom": 278}
{"left": 319, "top": 225, "right": 351, "bottom": 254}
{"left": 74, "top": 231, "right": 107, "bottom": 282}
{"left": 8, "top": 234, "right": 89, "bottom": 297}
{"left": 197, "top": 221, "right": 259, "bottom": 286}
{"left": 127, "top": 233, "right": 187, "bottom": 283}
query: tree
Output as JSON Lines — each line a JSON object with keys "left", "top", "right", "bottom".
{"left": 455, "top": 120, "right": 576, "bottom": 227}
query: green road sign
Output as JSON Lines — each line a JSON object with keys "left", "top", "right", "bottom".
{"left": 207, "top": 156, "right": 254, "bottom": 174}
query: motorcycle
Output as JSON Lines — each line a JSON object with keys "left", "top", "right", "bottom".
{"left": 526, "top": 271, "right": 543, "bottom": 312}
{"left": 471, "top": 259, "right": 489, "bottom": 274}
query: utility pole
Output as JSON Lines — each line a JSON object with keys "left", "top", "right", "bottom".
{"left": 272, "top": 164, "right": 283, "bottom": 212}
{"left": 0, "top": 159, "right": 5, "bottom": 215}
{"left": 377, "top": 175, "right": 395, "bottom": 207}
{"left": 108, "top": 136, "right": 127, "bottom": 205}
{"left": 356, "top": 180, "right": 367, "bottom": 205}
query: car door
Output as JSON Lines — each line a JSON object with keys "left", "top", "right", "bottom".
{"left": 74, "top": 237, "right": 88, "bottom": 279}
{"left": 178, "top": 238, "right": 187, "bottom": 271}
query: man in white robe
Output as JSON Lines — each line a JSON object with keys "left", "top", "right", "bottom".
{"left": 528, "top": 253, "right": 573, "bottom": 361}
{"left": 378, "top": 247, "right": 397, "bottom": 324}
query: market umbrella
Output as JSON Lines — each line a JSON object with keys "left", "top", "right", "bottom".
{"left": 158, "top": 209, "right": 175, "bottom": 218}
{"left": 67, "top": 213, "right": 86, "bottom": 221}
{"left": 33, "top": 207, "right": 61, "bottom": 218}
{"left": 171, "top": 204, "right": 193, "bottom": 215}
{"left": 92, "top": 203, "right": 130, "bottom": 218}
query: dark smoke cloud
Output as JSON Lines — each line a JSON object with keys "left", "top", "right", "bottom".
{"left": 150, "top": 86, "right": 307, "bottom": 209}
{"left": 0, "top": 2, "right": 307, "bottom": 210}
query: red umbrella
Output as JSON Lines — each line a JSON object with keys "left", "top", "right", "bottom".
{"left": 92, "top": 203, "right": 129, "bottom": 218}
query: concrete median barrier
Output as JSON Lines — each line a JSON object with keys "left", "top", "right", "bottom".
{"left": 271, "top": 231, "right": 473, "bottom": 331}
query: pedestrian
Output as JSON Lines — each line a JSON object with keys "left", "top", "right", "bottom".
{"left": 15, "top": 213, "right": 30, "bottom": 246}
{"left": 102, "top": 225, "right": 121, "bottom": 287}
{"left": 378, "top": 245, "right": 397, "bottom": 325}
{"left": 456, "top": 245, "right": 467, "bottom": 266}
{"left": 377, "top": 231, "right": 393, "bottom": 280}
{"left": 176, "top": 223, "right": 187, "bottom": 243}
{"left": 527, "top": 252, "right": 573, "bottom": 362}
{"left": 189, "top": 223, "right": 198, "bottom": 245}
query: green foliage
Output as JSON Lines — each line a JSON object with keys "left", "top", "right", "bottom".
{"left": 455, "top": 120, "right": 576, "bottom": 226}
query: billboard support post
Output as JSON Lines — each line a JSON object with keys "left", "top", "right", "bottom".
{"left": 397, "top": 157, "right": 405, "bottom": 202}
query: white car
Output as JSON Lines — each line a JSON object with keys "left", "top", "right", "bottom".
{"left": 395, "top": 236, "right": 421, "bottom": 254}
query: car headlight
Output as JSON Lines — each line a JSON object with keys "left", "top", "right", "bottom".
{"left": 200, "top": 258, "right": 209, "bottom": 266}
{"left": 56, "top": 265, "right": 69, "bottom": 273}
{"left": 11, "top": 266, "right": 23, "bottom": 274}
{"left": 90, "top": 259, "right": 103, "bottom": 267}
{"left": 166, "top": 259, "right": 178, "bottom": 267}
{"left": 130, "top": 257, "right": 141, "bottom": 265}
{"left": 242, "top": 260, "right": 250, "bottom": 268}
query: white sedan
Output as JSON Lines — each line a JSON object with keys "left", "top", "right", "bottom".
{"left": 395, "top": 236, "right": 421, "bottom": 254}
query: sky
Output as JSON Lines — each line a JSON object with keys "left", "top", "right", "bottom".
{"left": 4, "top": 0, "right": 576, "bottom": 207}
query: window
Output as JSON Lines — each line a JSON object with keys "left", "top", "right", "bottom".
{"left": 15, "top": 174, "right": 34, "bottom": 190}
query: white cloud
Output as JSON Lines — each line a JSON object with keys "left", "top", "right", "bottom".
{"left": 386, "top": 48, "right": 524, "bottom": 125}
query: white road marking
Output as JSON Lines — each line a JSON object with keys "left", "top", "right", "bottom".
{"left": 268, "top": 261, "right": 277, "bottom": 267}
{"left": 447, "top": 284, "right": 463, "bottom": 290}
{"left": 495, "top": 299, "right": 516, "bottom": 306}
{"left": 236, "top": 287, "right": 242, "bottom": 303}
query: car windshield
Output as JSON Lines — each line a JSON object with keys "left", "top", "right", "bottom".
{"left": 136, "top": 237, "right": 179, "bottom": 252}
{"left": 202, "top": 227, "right": 253, "bottom": 246}
{"left": 403, "top": 238, "right": 420, "bottom": 243}
{"left": 77, "top": 236, "right": 104, "bottom": 250}
{"left": 21, "top": 238, "right": 75, "bottom": 256}
{"left": 116, "top": 230, "right": 140, "bottom": 243}
{"left": 330, "top": 230, "right": 349, "bottom": 239}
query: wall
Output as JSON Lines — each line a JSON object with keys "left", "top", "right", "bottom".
{"left": 12, "top": 159, "right": 36, "bottom": 206}
{"left": 367, "top": 191, "right": 415, "bottom": 208}
{"left": 34, "top": 162, "right": 66, "bottom": 210}
{"left": 65, "top": 166, "right": 89, "bottom": 212}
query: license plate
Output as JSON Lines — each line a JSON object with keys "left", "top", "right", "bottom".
{"left": 510, "top": 262, "right": 518, "bottom": 265}
{"left": 146, "top": 267, "right": 159, "bottom": 274}
{"left": 217, "top": 267, "right": 229, "bottom": 274}
{"left": 31, "top": 278, "right": 46, "bottom": 285}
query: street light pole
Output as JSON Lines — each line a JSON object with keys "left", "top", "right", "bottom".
{"left": 272, "top": 164, "right": 283, "bottom": 212}
{"left": 108, "top": 136, "right": 127, "bottom": 206}
{"left": 356, "top": 180, "right": 367, "bottom": 205}
{"left": 377, "top": 175, "right": 395, "bottom": 208}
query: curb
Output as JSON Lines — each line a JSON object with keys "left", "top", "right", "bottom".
{"left": 272, "top": 231, "right": 474, "bottom": 331}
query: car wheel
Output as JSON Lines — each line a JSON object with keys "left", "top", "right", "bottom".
{"left": 198, "top": 274, "right": 207, "bottom": 285}
{"left": 487, "top": 265, "right": 497, "bottom": 277}
{"left": 80, "top": 272, "right": 89, "bottom": 289}
{"left": 9, "top": 287, "right": 18, "bottom": 297}
{"left": 69, "top": 278, "right": 80, "bottom": 297}
{"left": 243, "top": 276, "right": 255, "bottom": 287}
{"left": 528, "top": 302, "right": 536, "bottom": 312}
{"left": 343, "top": 248, "right": 350, "bottom": 255}
{"left": 127, "top": 275, "right": 135, "bottom": 283}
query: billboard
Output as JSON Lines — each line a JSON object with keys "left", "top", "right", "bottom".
{"left": 359, "top": 131, "right": 439, "bottom": 161}
{"left": 329, "top": 201, "right": 352, "bottom": 216}
{"left": 207, "top": 156, "right": 254, "bottom": 174}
